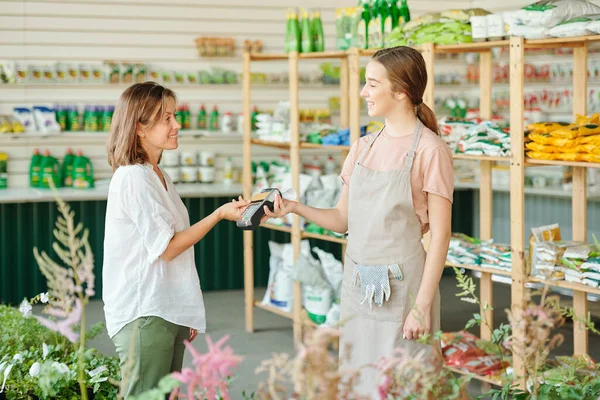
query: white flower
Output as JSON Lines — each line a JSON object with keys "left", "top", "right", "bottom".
{"left": 1, "top": 364, "right": 13, "bottom": 393}
{"left": 52, "top": 362, "right": 70, "bottom": 375}
{"left": 42, "top": 343, "right": 49, "bottom": 360}
{"left": 40, "top": 293, "right": 49, "bottom": 304}
{"left": 12, "top": 354, "right": 22, "bottom": 363}
{"left": 29, "top": 362, "right": 41, "bottom": 377}
{"left": 19, "top": 300, "right": 32, "bottom": 317}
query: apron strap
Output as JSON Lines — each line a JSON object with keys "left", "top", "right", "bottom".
{"left": 356, "top": 125, "right": 385, "bottom": 166}
{"left": 403, "top": 119, "right": 424, "bottom": 172}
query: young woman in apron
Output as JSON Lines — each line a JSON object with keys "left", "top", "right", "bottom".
{"left": 263, "top": 46, "right": 454, "bottom": 397}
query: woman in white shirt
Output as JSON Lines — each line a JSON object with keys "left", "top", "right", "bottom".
{"left": 102, "top": 82, "right": 248, "bottom": 397}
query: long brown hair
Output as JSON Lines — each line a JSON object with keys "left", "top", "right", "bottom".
{"left": 107, "top": 82, "right": 177, "bottom": 171}
{"left": 372, "top": 46, "right": 439, "bottom": 135}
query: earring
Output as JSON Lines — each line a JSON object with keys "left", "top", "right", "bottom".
{"left": 140, "top": 134, "right": 146, "bottom": 137}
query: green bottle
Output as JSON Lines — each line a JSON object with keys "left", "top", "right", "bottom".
{"left": 369, "top": 0, "right": 380, "bottom": 49}
{"left": 312, "top": 10, "right": 325, "bottom": 52}
{"left": 29, "top": 148, "right": 42, "bottom": 188}
{"left": 251, "top": 106, "right": 259, "bottom": 131}
{"left": 399, "top": 0, "right": 410, "bottom": 26}
{"left": 377, "top": 0, "right": 389, "bottom": 48}
{"left": 357, "top": 0, "right": 371, "bottom": 49}
{"left": 175, "top": 106, "right": 184, "bottom": 127}
{"left": 300, "top": 9, "right": 313, "bottom": 53}
{"left": 72, "top": 150, "right": 94, "bottom": 189}
{"left": 68, "top": 105, "right": 80, "bottom": 132}
{"left": 209, "top": 105, "right": 219, "bottom": 131}
{"left": 39, "top": 150, "right": 61, "bottom": 189}
{"left": 389, "top": 0, "right": 400, "bottom": 29}
{"left": 55, "top": 105, "right": 68, "bottom": 131}
{"left": 197, "top": 105, "right": 207, "bottom": 130}
{"left": 285, "top": 10, "right": 301, "bottom": 53}
{"left": 103, "top": 105, "right": 115, "bottom": 132}
{"left": 182, "top": 104, "right": 191, "bottom": 130}
{"left": 62, "top": 148, "right": 75, "bottom": 187}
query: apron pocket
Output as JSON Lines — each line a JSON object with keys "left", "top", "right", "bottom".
{"left": 342, "top": 254, "right": 405, "bottom": 322}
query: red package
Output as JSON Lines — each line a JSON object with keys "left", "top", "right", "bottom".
{"left": 441, "top": 331, "right": 486, "bottom": 367}
{"left": 462, "top": 355, "right": 509, "bottom": 376}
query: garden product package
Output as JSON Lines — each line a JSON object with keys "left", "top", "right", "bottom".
{"left": 262, "top": 241, "right": 299, "bottom": 313}
{"left": 516, "top": 0, "right": 600, "bottom": 28}
{"left": 547, "top": 14, "right": 600, "bottom": 37}
{"left": 455, "top": 121, "right": 511, "bottom": 157}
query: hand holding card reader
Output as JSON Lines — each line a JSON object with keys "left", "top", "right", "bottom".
{"left": 237, "top": 188, "right": 282, "bottom": 230}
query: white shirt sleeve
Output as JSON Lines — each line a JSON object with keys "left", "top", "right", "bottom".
{"left": 120, "top": 169, "right": 175, "bottom": 263}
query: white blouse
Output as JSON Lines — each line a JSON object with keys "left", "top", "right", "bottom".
{"left": 102, "top": 163, "right": 206, "bottom": 338}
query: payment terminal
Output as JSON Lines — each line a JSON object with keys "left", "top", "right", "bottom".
{"left": 237, "top": 188, "right": 282, "bottom": 230}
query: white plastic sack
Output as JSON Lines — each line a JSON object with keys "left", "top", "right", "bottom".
{"left": 508, "top": 23, "right": 551, "bottom": 39}
{"left": 547, "top": 14, "right": 600, "bottom": 37}
{"left": 313, "top": 248, "right": 344, "bottom": 301}
{"left": 516, "top": 0, "right": 600, "bottom": 28}
{"left": 261, "top": 241, "right": 295, "bottom": 313}
{"left": 303, "top": 286, "right": 333, "bottom": 325}
{"left": 321, "top": 303, "right": 340, "bottom": 328}
{"left": 292, "top": 245, "right": 330, "bottom": 289}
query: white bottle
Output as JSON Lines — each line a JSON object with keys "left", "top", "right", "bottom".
{"left": 223, "top": 157, "right": 233, "bottom": 185}
{"left": 221, "top": 112, "right": 233, "bottom": 133}
{"left": 324, "top": 155, "right": 336, "bottom": 175}
{"left": 237, "top": 112, "right": 244, "bottom": 134}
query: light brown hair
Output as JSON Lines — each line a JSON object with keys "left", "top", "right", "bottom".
{"left": 372, "top": 46, "right": 439, "bottom": 135}
{"left": 107, "top": 82, "right": 177, "bottom": 170}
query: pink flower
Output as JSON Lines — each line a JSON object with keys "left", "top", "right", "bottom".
{"left": 171, "top": 334, "right": 242, "bottom": 400}
{"left": 35, "top": 298, "right": 82, "bottom": 343}
{"left": 378, "top": 375, "right": 391, "bottom": 400}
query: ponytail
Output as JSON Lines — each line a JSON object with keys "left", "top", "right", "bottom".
{"left": 416, "top": 103, "right": 439, "bottom": 135}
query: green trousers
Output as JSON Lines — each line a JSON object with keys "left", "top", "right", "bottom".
{"left": 111, "top": 316, "right": 190, "bottom": 398}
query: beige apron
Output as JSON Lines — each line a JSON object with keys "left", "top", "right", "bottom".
{"left": 339, "top": 120, "right": 441, "bottom": 397}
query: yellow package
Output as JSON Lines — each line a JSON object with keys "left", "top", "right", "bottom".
{"left": 526, "top": 142, "right": 559, "bottom": 153}
{"left": 575, "top": 144, "right": 600, "bottom": 155}
{"left": 528, "top": 133, "right": 577, "bottom": 147}
{"left": 576, "top": 134, "right": 600, "bottom": 145}
{"left": 526, "top": 121, "right": 571, "bottom": 134}
{"left": 552, "top": 124, "right": 600, "bottom": 139}
{"left": 575, "top": 113, "right": 600, "bottom": 125}
{"left": 527, "top": 151, "right": 557, "bottom": 160}
{"left": 556, "top": 153, "right": 579, "bottom": 161}
{"left": 577, "top": 153, "right": 600, "bottom": 163}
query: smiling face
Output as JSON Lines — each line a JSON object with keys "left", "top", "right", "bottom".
{"left": 360, "top": 60, "right": 407, "bottom": 118}
{"left": 138, "top": 96, "right": 181, "bottom": 152}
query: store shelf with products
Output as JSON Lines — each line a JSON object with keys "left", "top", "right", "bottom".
{"left": 445, "top": 262, "right": 512, "bottom": 278}
{"left": 242, "top": 50, "right": 353, "bottom": 344}
{"left": 0, "top": 182, "right": 243, "bottom": 204}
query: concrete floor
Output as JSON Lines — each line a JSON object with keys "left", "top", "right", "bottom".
{"left": 80, "top": 274, "right": 600, "bottom": 399}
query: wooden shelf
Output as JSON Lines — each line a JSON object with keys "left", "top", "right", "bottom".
{"left": 299, "top": 51, "right": 347, "bottom": 59}
{"left": 254, "top": 301, "right": 293, "bottom": 319}
{"left": 525, "top": 35, "right": 600, "bottom": 49}
{"left": 528, "top": 277, "right": 600, "bottom": 296}
{"left": 260, "top": 223, "right": 292, "bottom": 234}
{"left": 446, "top": 366, "right": 505, "bottom": 386}
{"left": 250, "top": 138, "right": 291, "bottom": 149}
{"left": 446, "top": 262, "right": 512, "bottom": 277}
{"left": 300, "top": 142, "right": 351, "bottom": 151}
{"left": 453, "top": 154, "right": 511, "bottom": 162}
{"left": 249, "top": 53, "right": 289, "bottom": 61}
{"left": 301, "top": 231, "right": 347, "bottom": 244}
{"left": 436, "top": 40, "right": 510, "bottom": 54}
{"left": 525, "top": 158, "right": 600, "bottom": 169}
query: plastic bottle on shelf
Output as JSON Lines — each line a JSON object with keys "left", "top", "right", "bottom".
{"left": 103, "top": 105, "right": 115, "bottom": 132}
{"left": 223, "top": 157, "right": 234, "bottom": 185}
{"left": 398, "top": 0, "right": 410, "bottom": 26}
{"left": 221, "top": 112, "right": 233, "bottom": 133}
{"left": 55, "top": 105, "right": 68, "bottom": 132}
{"left": 197, "top": 105, "right": 207, "bottom": 130}
{"left": 251, "top": 106, "right": 259, "bottom": 131}
{"left": 285, "top": 9, "right": 301, "bottom": 53}
{"left": 388, "top": 0, "right": 400, "bottom": 30}
{"left": 237, "top": 112, "right": 244, "bottom": 134}
{"left": 209, "top": 106, "right": 220, "bottom": 131}
{"left": 325, "top": 155, "right": 336, "bottom": 175}
{"left": 175, "top": 106, "right": 184, "bottom": 128}
{"left": 72, "top": 150, "right": 94, "bottom": 189}
{"left": 29, "top": 148, "right": 42, "bottom": 188}
{"left": 182, "top": 104, "right": 191, "bottom": 130}
{"left": 301, "top": 9, "right": 313, "bottom": 53}
{"left": 357, "top": 0, "right": 371, "bottom": 49}
{"left": 39, "top": 150, "right": 61, "bottom": 189}
{"left": 62, "top": 148, "right": 75, "bottom": 187}
{"left": 96, "top": 106, "right": 105, "bottom": 132}
{"left": 369, "top": 0, "right": 381, "bottom": 49}
{"left": 68, "top": 105, "right": 80, "bottom": 132}
{"left": 312, "top": 10, "right": 325, "bottom": 52}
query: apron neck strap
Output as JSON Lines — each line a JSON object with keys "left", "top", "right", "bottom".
{"left": 403, "top": 119, "right": 424, "bottom": 172}
{"left": 356, "top": 125, "right": 385, "bottom": 166}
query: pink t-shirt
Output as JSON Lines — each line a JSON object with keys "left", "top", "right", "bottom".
{"left": 340, "top": 126, "right": 454, "bottom": 234}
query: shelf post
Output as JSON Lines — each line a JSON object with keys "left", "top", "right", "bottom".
{"left": 572, "top": 43, "right": 589, "bottom": 355}
{"left": 289, "top": 51, "right": 303, "bottom": 345}
{"left": 349, "top": 48, "right": 361, "bottom": 146}
{"left": 479, "top": 49, "right": 494, "bottom": 344}
{"left": 422, "top": 42, "right": 435, "bottom": 109}
{"left": 242, "top": 51, "right": 255, "bottom": 333}
{"left": 509, "top": 35, "right": 527, "bottom": 389}
{"left": 340, "top": 55, "right": 350, "bottom": 131}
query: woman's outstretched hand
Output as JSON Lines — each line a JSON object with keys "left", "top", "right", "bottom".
{"left": 261, "top": 194, "right": 296, "bottom": 224}
{"left": 217, "top": 196, "right": 250, "bottom": 222}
